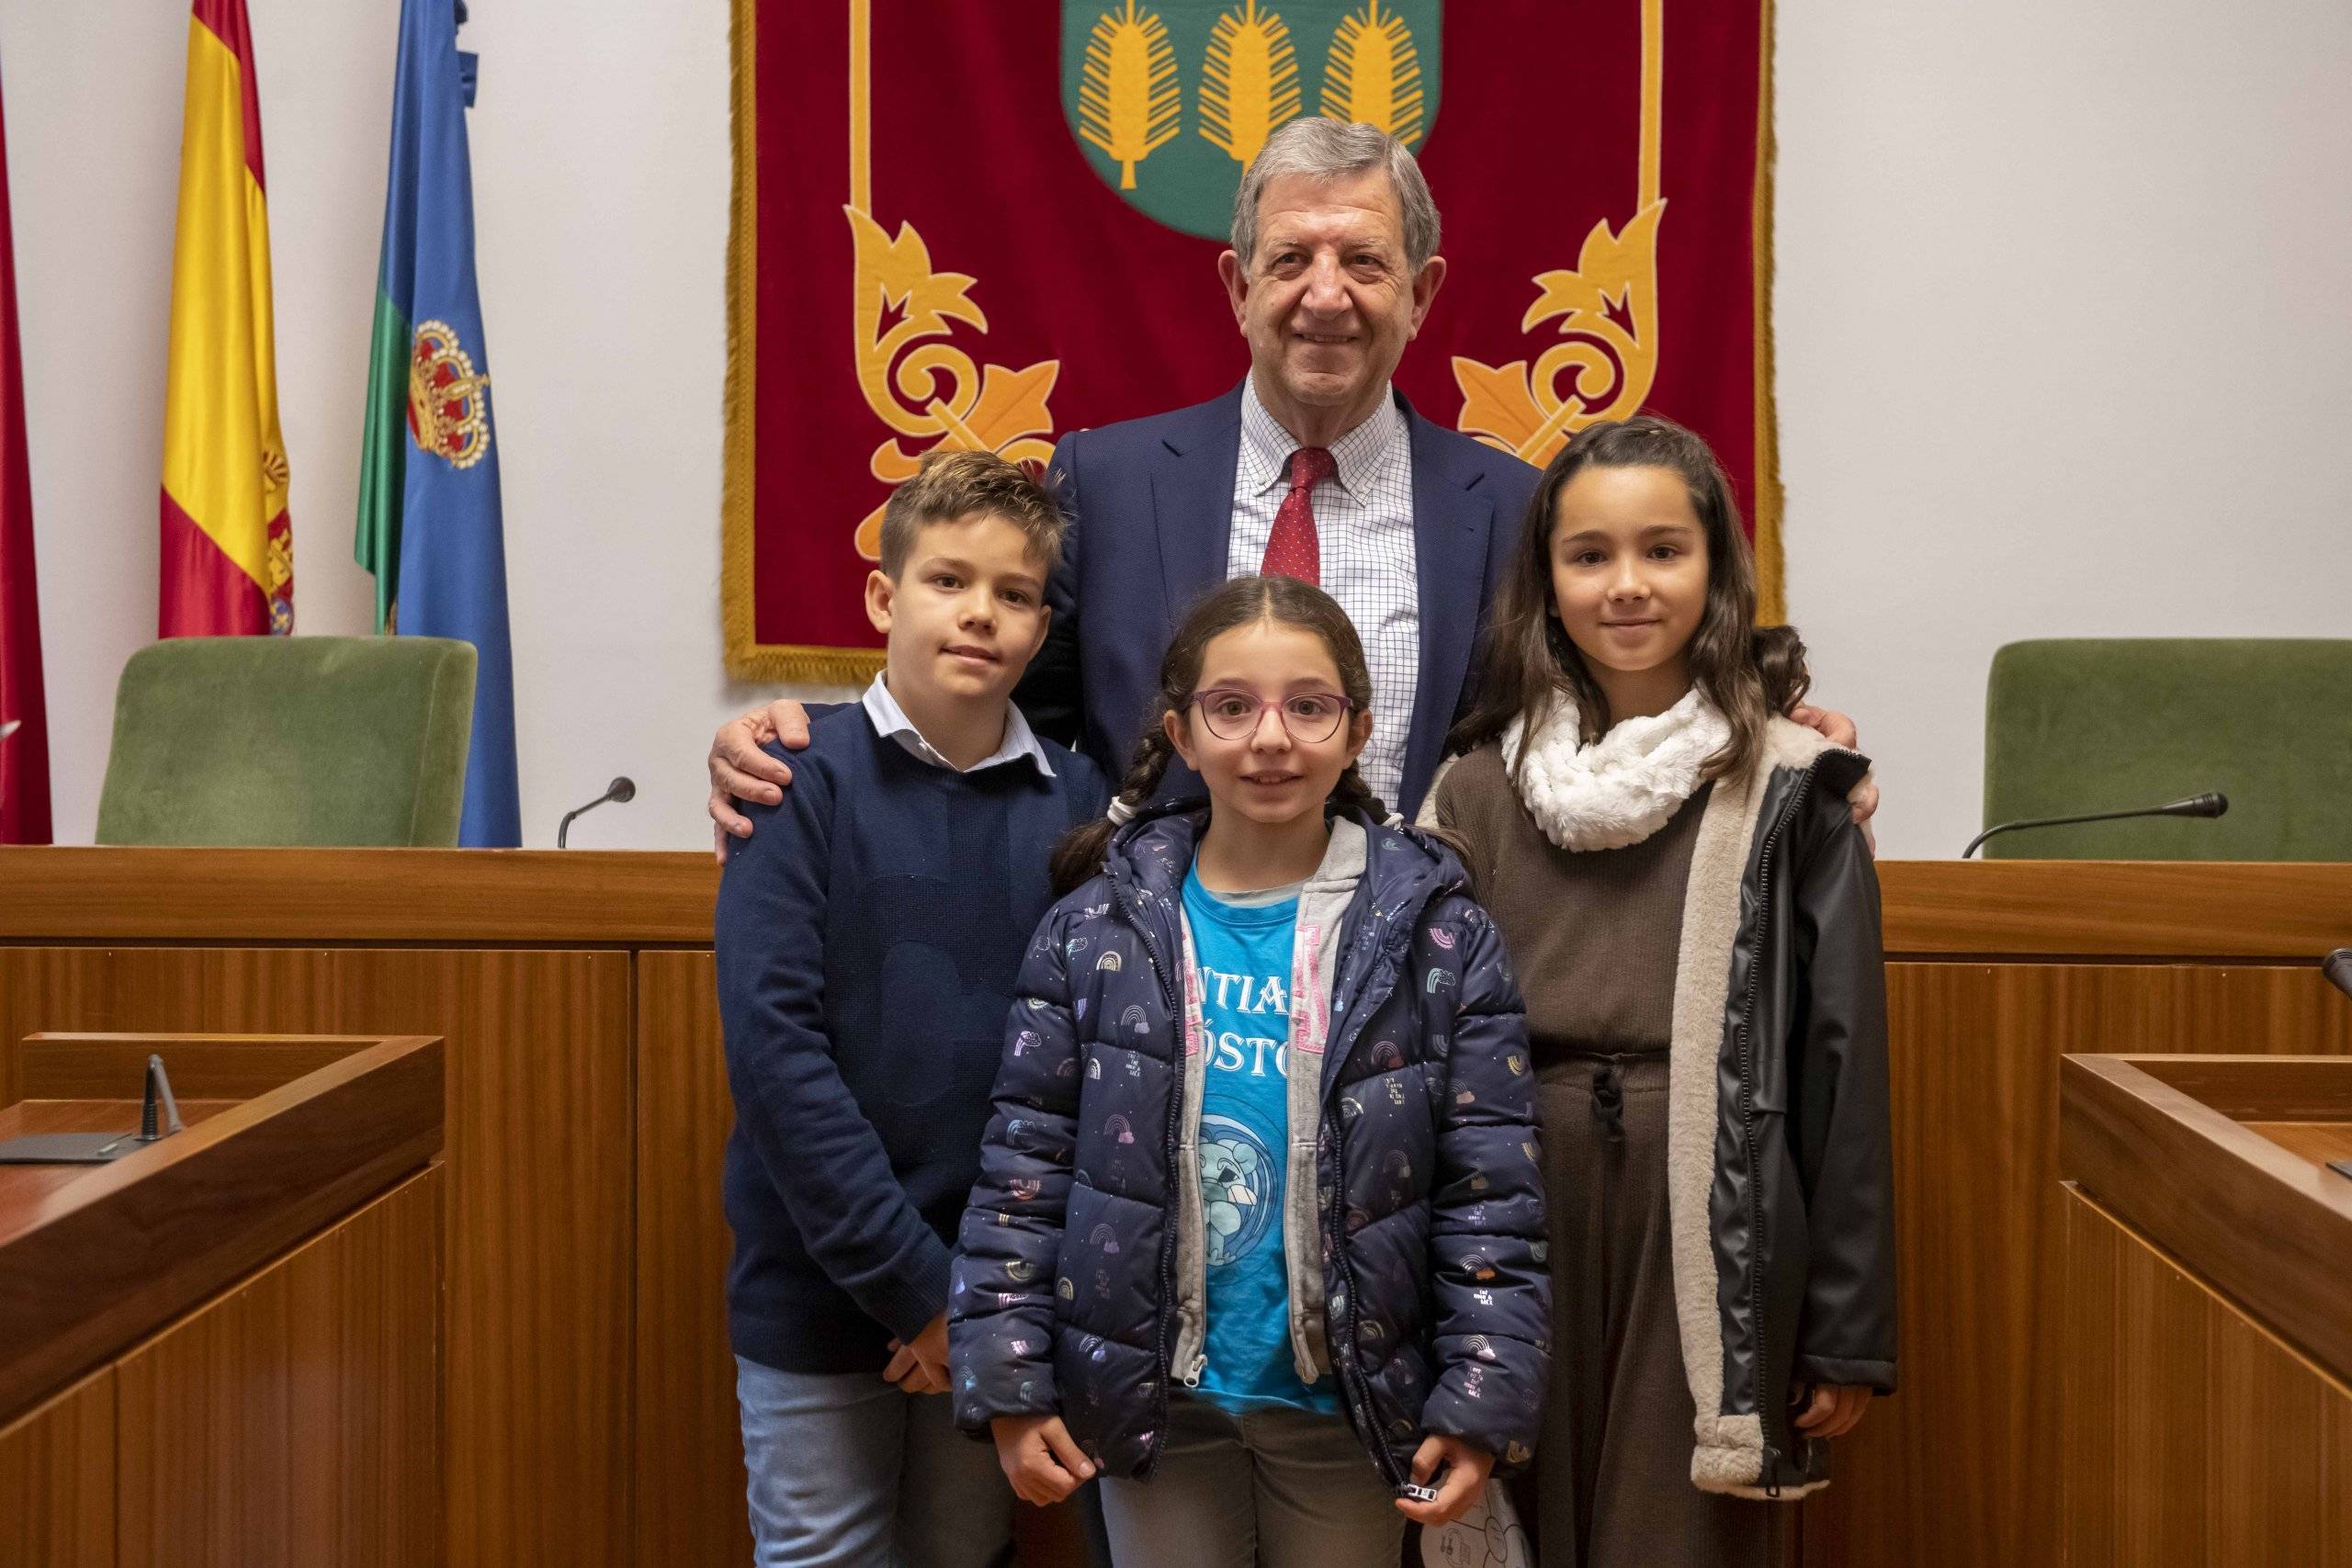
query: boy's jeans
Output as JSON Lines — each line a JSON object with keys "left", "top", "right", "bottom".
{"left": 736, "top": 1355, "right": 1014, "bottom": 1568}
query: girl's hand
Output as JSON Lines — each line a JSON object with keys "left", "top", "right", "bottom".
{"left": 989, "top": 1413, "right": 1097, "bottom": 1506}
{"left": 1395, "top": 1433, "right": 1494, "bottom": 1527}
{"left": 1791, "top": 1382, "right": 1871, "bottom": 1439}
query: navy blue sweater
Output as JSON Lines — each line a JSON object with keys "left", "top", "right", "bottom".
{"left": 715, "top": 704, "right": 1106, "bottom": 1374}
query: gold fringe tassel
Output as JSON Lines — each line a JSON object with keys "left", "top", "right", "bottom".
{"left": 1751, "top": 0, "right": 1787, "bottom": 628}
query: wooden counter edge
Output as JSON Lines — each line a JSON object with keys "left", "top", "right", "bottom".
{"left": 2058, "top": 1053, "right": 2352, "bottom": 1387}
{"left": 0, "top": 849, "right": 2344, "bottom": 956}
{"left": 0, "top": 1035, "right": 445, "bottom": 1421}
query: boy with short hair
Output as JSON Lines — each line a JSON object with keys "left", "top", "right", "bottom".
{"left": 716, "top": 449, "right": 1105, "bottom": 1565}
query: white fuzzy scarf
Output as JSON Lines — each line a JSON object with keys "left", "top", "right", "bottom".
{"left": 1500, "top": 687, "right": 1730, "bottom": 852}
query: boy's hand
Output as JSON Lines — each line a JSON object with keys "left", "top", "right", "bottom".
{"left": 1791, "top": 1382, "right": 1871, "bottom": 1439}
{"left": 1395, "top": 1433, "right": 1493, "bottom": 1528}
{"left": 882, "top": 1313, "right": 951, "bottom": 1395}
{"left": 709, "top": 699, "right": 811, "bottom": 861}
{"left": 989, "top": 1413, "right": 1096, "bottom": 1506}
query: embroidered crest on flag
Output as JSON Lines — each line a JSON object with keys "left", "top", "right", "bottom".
{"left": 408, "top": 320, "right": 492, "bottom": 469}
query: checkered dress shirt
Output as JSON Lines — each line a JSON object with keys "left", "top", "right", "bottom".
{"left": 1227, "top": 376, "right": 1419, "bottom": 810}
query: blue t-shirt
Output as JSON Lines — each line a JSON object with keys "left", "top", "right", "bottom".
{"left": 1182, "top": 866, "right": 1341, "bottom": 1417}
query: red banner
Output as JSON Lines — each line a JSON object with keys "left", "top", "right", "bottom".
{"left": 725, "top": 0, "right": 1777, "bottom": 681}
{"left": 0, "top": 71, "right": 51, "bottom": 842}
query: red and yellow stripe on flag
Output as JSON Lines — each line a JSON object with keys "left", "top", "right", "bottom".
{"left": 160, "top": 0, "right": 292, "bottom": 637}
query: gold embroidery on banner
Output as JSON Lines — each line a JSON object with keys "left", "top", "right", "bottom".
{"left": 1079, "top": 0, "right": 1183, "bottom": 190}
{"left": 1319, "top": 0, "right": 1423, "bottom": 147}
{"left": 844, "top": 0, "right": 1060, "bottom": 561}
{"left": 1453, "top": 0, "right": 1664, "bottom": 467}
{"left": 1200, "top": 0, "right": 1302, "bottom": 167}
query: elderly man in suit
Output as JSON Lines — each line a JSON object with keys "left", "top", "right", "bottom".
{"left": 707, "top": 118, "right": 1870, "bottom": 841}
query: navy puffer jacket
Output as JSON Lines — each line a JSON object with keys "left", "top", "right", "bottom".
{"left": 949, "top": 803, "right": 1549, "bottom": 1486}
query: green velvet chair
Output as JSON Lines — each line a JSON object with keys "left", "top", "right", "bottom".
{"left": 1982, "top": 638, "right": 2352, "bottom": 860}
{"left": 96, "top": 637, "right": 476, "bottom": 847}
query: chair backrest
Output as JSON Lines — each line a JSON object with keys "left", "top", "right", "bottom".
{"left": 96, "top": 637, "right": 476, "bottom": 847}
{"left": 1983, "top": 638, "right": 2352, "bottom": 861}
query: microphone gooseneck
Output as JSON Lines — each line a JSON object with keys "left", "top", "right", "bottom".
{"left": 557, "top": 776, "right": 638, "bottom": 849}
{"left": 1962, "top": 792, "right": 2228, "bottom": 859}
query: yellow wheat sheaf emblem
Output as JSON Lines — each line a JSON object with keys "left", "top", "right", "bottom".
{"left": 1059, "top": 0, "right": 1439, "bottom": 240}
{"left": 1079, "top": 0, "right": 1183, "bottom": 189}
{"left": 1199, "top": 0, "right": 1303, "bottom": 167}
{"left": 1320, "top": 0, "right": 1423, "bottom": 147}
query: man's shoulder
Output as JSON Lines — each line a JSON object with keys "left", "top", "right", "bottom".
{"left": 1403, "top": 404, "right": 1542, "bottom": 500}
{"left": 1056, "top": 387, "right": 1243, "bottom": 466}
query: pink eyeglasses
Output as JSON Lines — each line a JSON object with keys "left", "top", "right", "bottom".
{"left": 1186, "top": 688, "right": 1357, "bottom": 743}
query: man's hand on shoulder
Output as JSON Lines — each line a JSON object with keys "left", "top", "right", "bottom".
{"left": 1789, "top": 703, "right": 1879, "bottom": 852}
{"left": 709, "top": 699, "right": 813, "bottom": 862}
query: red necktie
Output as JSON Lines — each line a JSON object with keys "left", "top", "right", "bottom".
{"left": 1260, "top": 446, "right": 1336, "bottom": 586}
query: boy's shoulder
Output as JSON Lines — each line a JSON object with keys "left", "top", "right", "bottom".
{"left": 802, "top": 701, "right": 1105, "bottom": 819}
{"left": 764, "top": 701, "right": 886, "bottom": 790}
{"left": 1035, "top": 738, "right": 1107, "bottom": 808}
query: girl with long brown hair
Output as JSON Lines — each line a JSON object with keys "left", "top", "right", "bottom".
{"left": 1425, "top": 416, "right": 1894, "bottom": 1568}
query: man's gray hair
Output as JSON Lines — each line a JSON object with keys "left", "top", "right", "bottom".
{"left": 1229, "top": 118, "right": 1441, "bottom": 273}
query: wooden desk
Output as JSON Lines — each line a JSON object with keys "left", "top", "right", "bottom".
{"left": 2059, "top": 1055, "right": 2352, "bottom": 1561}
{"left": 0, "top": 1032, "right": 444, "bottom": 1567}
{"left": 0, "top": 850, "right": 2343, "bottom": 1568}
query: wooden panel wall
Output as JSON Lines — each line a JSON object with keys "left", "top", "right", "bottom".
{"left": 6, "top": 856, "right": 2344, "bottom": 1568}
{"left": 0, "top": 1371, "right": 115, "bottom": 1568}
{"left": 634, "top": 952, "right": 1091, "bottom": 1568}
{"left": 117, "top": 1168, "right": 444, "bottom": 1568}
{"left": 633, "top": 953, "right": 748, "bottom": 1568}
{"left": 1800, "top": 963, "right": 2352, "bottom": 1568}
{"left": 2063, "top": 1190, "right": 2352, "bottom": 1566}
{"left": 0, "top": 948, "right": 631, "bottom": 1568}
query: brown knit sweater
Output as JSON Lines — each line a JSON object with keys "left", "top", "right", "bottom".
{"left": 1432, "top": 743, "right": 1710, "bottom": 1066}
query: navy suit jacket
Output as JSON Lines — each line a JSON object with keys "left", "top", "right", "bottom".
{"left": 1012, "top": 383, "right": 1540, "bottom": 819}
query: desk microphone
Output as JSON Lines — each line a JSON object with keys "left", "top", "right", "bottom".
{"left": 1962, "top": 792, "right": 2226, "bottom": 859}
{"left": 557, "top": 776, "right": 636, "bottom": 848}
{"left": 2324, "top": 949, "right": 2352, "bottom": 1002}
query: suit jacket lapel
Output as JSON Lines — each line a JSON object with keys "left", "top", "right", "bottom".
{"left": 1152, "top": 386, "right": 1245, "bottom": 633}
{"left": 1402, "top": 399, "right": 1498, "bottom": 811}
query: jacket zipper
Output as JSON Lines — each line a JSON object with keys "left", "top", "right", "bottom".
{"left": 1735, "top": 762, "right": 1826, "bottom": 1496}
{"left": 1112, "top": 862, "right": 1187, "bottom": 1479}
{"left": 1317, "top": 902, "right": 1418, "bottom": 1490}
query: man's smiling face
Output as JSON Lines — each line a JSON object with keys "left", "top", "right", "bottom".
{"left": 1219, "top": 166, "right": 1445, "bottom": 436}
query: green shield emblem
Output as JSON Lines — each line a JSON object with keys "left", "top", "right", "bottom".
{"left": 1061, "top": 0, "right": 1443, "bottom": 243}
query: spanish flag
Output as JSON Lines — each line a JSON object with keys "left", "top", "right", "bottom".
{"left": 160, "top": 0, "right": 292, "bottom": 637}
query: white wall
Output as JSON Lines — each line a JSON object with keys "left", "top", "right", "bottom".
{"left": 4, "top": 0, "right": 786, "bottom": 852}
{"left": 5, "top": 2, "right": 2346, "bottom": 855}
{"left": 1775, "top": 0, "right": 2352, "bottom": 855}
